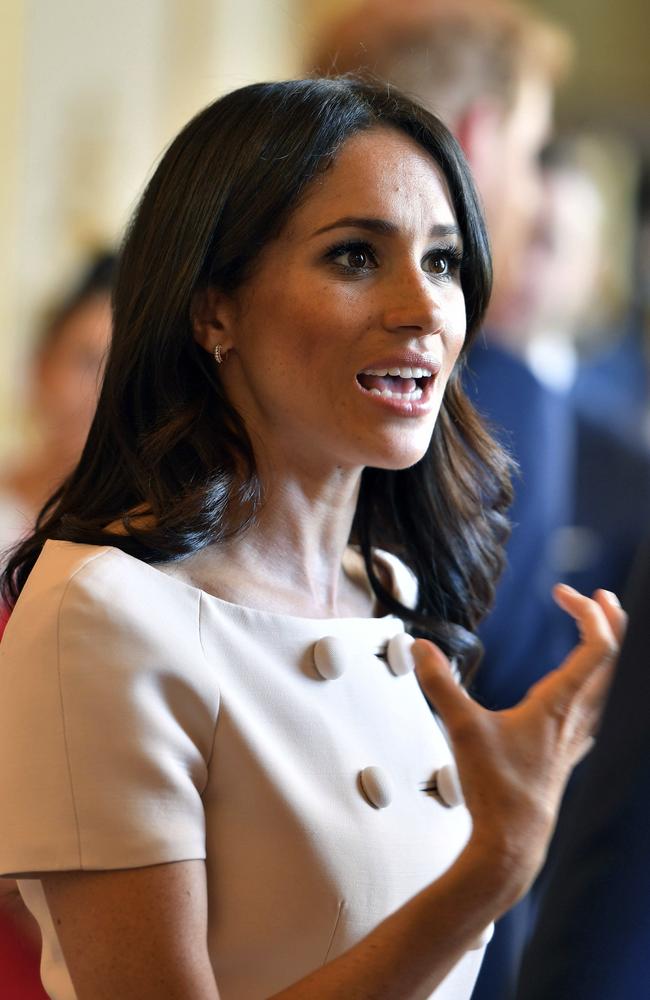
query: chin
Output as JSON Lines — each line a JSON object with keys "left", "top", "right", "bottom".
{"left": 362, "top": 436, "right": 433, "bottom": 472}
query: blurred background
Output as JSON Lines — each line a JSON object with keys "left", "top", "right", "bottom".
{"left": 1, "top": 3, "right": 649, "bottom": 997}
{"left": 1, "top": 0, "right": 648, "bottom": 456}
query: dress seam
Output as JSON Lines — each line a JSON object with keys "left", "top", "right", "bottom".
{"left": 322, "top": 900, "right": 345, "bottom": 965}
{"left": 55, "top": 548, "right": 111, "bottom": 870}
{"left": 199, "top": 591, "right": 221, "bottom": 773}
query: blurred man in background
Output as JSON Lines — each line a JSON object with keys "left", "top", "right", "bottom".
{"left": 497, "top": 142, "right": 650, "bottom": 603}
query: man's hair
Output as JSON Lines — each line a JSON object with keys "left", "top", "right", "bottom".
{"left": 308, "top": 0, "right": 572, "bottom": 124}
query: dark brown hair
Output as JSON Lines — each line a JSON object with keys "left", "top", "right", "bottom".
{"left": 2, "top": 77, "right": 512, "bottom": 677}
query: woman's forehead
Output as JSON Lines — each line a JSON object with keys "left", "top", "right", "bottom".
{"left": 285, "top": 127, "right": 458, "bottom": 235}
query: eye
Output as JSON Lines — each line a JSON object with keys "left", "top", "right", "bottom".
{"left": 325, "top": 240, "right": 378, "bottom": 272}
{"left": 423, "top": 245, "right": 464, "bottom": 279}
{"left": 426, "top": 254, "right": 450, "bottom": 276}
{"left": 345, "top": 248, "right": 372, "bottom": 269}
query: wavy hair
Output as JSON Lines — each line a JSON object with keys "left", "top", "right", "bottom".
{"left": 2, "top": 77, "right": 512, "bottom": 678}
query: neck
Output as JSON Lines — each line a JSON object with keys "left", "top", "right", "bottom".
{"left": 177, "top": 462, "right": 372, "bottom": 619}
{"left": 226, "top": 465, "right": 365, "bottom": 615}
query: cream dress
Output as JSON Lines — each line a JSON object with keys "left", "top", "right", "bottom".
{"left": 0, "top": 540, "right": 489, "bottom": 999}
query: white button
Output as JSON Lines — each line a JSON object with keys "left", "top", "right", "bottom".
{"left": 359, "top": 766, "right": 394, "bottom": 809}
{"left": 313, "top": 636, "right": 347, "bottom": 680}
{"left": 469, "top": 922, "right": 494, "bottom": 950}
{"left": 386, "top": 633, "right": 416, "bottom": 676}
{"left": 435, "top": 763, "right": 464, "bottom": 808}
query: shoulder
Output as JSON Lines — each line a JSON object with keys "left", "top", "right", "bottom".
{"left": 0, "top": 540, "right": 217, "bottom": 876}
{"left": 8, "top": 539, "right": 199, "bottom": 640}
{"left": 3, "top": 541, "right": 208, "bottom": 704}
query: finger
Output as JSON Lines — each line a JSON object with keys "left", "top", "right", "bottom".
{"left": 593, "top": 589, "right": 627, "bottom": 645}
{"left": 529, "top": 649, "right": 614, "bottom": 747}
{"left": 572, "top": 734, "right": 596, "bottom": 767}
{"left": 412, "top": 640, "right": 476, "bottom": 725}
{"left": 551, "top": 584, "right": 618, "bottom": 686}
{"left": 578, "top": 654, "right": 615, "bottom": 717}
{"left": 553, "top": 584, "right": 617, "bottom": 650}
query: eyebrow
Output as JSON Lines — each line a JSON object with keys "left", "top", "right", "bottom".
{"left": 311, "top": 216, "right": 463, "bottom": 241}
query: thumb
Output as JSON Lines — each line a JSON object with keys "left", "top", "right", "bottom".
{"left": 412, "top": 640, "right": 475, "bottom": 725}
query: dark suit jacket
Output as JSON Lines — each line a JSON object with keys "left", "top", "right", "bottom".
{"left": 464, "top": 341, "right": 576, "bottom": 711}
{"left": 515, "top": 544, "right": 650, "bottom": 1000}
{"left": 568, "top": 414, "right": 650, "bottom": 599}
{"left": 465, "top": 342, "right": 650, "bottom": 1000}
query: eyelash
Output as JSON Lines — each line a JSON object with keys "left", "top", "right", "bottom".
{"left": 323, "top": 239, "right": 464, "bottom": 278}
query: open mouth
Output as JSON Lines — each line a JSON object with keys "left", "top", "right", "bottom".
{"left": 356, "top": 365, "right": 435, "bottom": 400}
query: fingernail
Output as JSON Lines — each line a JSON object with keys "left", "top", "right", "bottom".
{"left": 603, "top": 590, "right": 621, "bottom": 607}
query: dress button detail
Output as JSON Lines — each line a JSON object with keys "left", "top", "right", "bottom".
{"left": 435, "top": 763, "right": 465, "bottom": 808}
{"left": 359, "top": 765, "right": 394, "bottom": 809}
{"left": 469, "top": 922, "right": 495, "bottom": 950}
{"left": 386, "top": 633, "right": 415, "bottom": 676}
{"left": 312, "top": 636, "right": 348, "bottom": 680}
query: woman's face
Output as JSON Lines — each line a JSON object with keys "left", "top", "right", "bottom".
{"left": 214, "top": 126, "right": 466, "bottom": 477}
{"left": 36, "top": 293, "right": 112, "bottom": 446}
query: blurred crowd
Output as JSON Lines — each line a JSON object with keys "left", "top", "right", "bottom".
{"left": 2, "top": 1, "right": 649, "bottom": 997}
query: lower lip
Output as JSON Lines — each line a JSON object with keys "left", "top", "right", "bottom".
{"left": 355, "top": 376, "right": 439, "bottom": 416}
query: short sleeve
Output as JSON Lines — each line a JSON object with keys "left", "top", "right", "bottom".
{"left": 0, "top": 542, "right": 219, "bottom": 876}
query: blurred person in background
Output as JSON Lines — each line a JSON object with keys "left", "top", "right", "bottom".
{"left": 308, "top": 4, "right": 578, "bottom": 995}
{"left": 497, "top": 140, "right": 608, "bottom": 394}
{"left": 572, "top": 159, "right": 650, "bottom": 452}
{"left": 0, "top": 252, "right": 115, "bottom": 553}
{"left": 0, "top": 251, "right": 115, "bottom": 1000}
{"left": 498, "top": 141, "right": 650, "bottom": 603}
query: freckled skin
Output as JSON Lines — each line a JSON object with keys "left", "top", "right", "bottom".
{"left": 216, "top": 127, "right": 467, "bottom": 478}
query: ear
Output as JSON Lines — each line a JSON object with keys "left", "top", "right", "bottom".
{"left": 190, "top": 286, "right": 235, "bottom": 356}
{"left": 454, "top": 100, "right": 504, "bottom": 188}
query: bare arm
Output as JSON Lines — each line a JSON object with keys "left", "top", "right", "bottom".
{"left": 42, "top": 861, "right": 220, "bottom": 1000}
{"left": 42, "top": 586, "right": 624, "bottom": 1000}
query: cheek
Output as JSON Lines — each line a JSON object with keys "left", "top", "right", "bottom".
{"left": 259, "top": 284, "right": 361, "bottom": 379}
{"left": 445, "top": 299, "right": 467, "bottom": 369}
{"left": 252, "top": 284, "right": 324, "bottom": 359}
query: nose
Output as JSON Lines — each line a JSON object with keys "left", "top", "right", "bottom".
{"left": 381, "top": 266, "right": 446, "bottom": 337}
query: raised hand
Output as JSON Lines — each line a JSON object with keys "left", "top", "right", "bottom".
{"left": 413, "top": 586, "right": 625, "bottom": 905}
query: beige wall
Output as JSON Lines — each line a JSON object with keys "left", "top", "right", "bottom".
{"left": 0, "top": 0, "right": 310, "bottom": 458}
{"left": 0, "top": 0, "right": 25, "bottom": 450}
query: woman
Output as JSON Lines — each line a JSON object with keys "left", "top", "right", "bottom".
{"left": 0, "top": 79, "right": 622, "bottom": 1000}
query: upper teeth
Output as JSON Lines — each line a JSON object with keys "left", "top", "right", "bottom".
{"left": 361, "top": 366, "right": 432, "bottom": 378}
